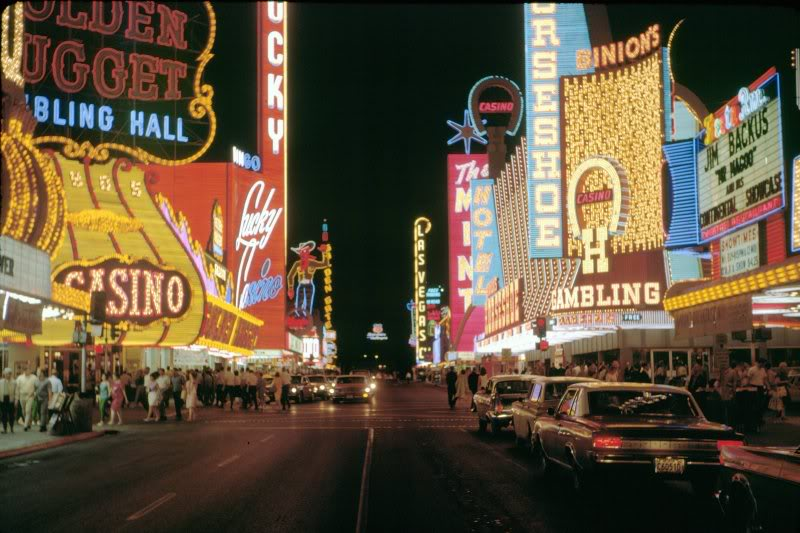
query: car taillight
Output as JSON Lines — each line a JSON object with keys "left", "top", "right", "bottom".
{"left": 592, "top": 435, "right": 622, "bottom": 449}
{"left": 494, "top": 399, "right": 503, "bottom": 414}
{"left": 716, "top": 440, "right": 744, "bottom": 450}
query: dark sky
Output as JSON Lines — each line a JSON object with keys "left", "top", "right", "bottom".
{"left": 206, "top": 3, "right": 800, "bottom": 372}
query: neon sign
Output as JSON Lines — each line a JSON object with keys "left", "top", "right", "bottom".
{"left": 22, "top": 1, "right": 216, "bottom": 165}
{"left": 525, "top": 3, "right": 592, "bottom": 258}
{"left": 54, "top": 256, "right": 191, "bottom": 325}
{"left": 575, "top": 25, "right": 661, "bottom": 71}
{"left": 286, "top": 241, "right": 329, "bottom": 322}
{"left": 232, "top": 146, "right": 262, "bottom": 172}
{"left": 235, "top": 181, "right": 283, "bottom": 309}
{"left": 470, "top": 179, "right": 503, "bottom": 305}
{"left": 414, "top": 217, "right": 431, "bottom": 362}
{"left": 446, "top": 109, "right": 486, "bottom": 155}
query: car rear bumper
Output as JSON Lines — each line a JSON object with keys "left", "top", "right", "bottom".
{"left": 586, "top": 452, "right": 720, "bottom": 478}
{"left": 486, "top": 413, "right": 513, "bottom": 427}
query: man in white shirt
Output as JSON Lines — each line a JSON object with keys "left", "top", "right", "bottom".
{"left": 223, "top": 367, "right": 235, "bottom": 410}
{"left": 156, "top": 369, "right": 171, "bottom": 421}
{"left": 16, "top": 368, "right": 38, "bottom": 430}
{"left": 48, "top": 372, "right": 64, "bottom": 394}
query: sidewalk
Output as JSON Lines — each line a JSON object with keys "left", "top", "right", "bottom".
{"left": 745, "top": 415, "right": 800, "bottom": 447}
{"left": 0, "top": 427, "right": 104, "bottom": 460}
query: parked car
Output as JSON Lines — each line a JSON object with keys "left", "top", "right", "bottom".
{"left": 512, "top": 376, "right": 598, "bottom": 447}
{"left": 716, "top": 444, "right": 800, "bottom": 532}
{"left": 288, "top": 375, "right": 315, "bottom": 403}
{"left": 474, "top": 375, "right": 536, "bottom": 434}
{"left": 307, "top": 374, "right": 332, "bottom": 400}
{"left": 531, "top": 382, "right": 743, "bottom": 494}
{"left": 331, "top": 375, "right": 373, "bottom": 403}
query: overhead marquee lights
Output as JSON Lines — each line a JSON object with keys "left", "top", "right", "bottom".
{"left": 792, "top": 156, "right": 800, "bottom": 251}
{"left": 524, "top": 3, "right": 593, "bottom": 259}
{"left": 413, "top": 217, "right": 432, "bottom": 362}
{"left": 696, "top": 70, "right": 785, "bottom": 243}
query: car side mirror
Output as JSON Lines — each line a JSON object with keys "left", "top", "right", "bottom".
{"left": 547, "top": 407, "right": 555, "bottom": 416}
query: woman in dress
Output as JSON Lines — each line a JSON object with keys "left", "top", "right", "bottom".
{"left": 455, "top": 369, "right": 469, "bottom": 409}
{"left": 109, "top": 373, "right": 127, "bottom": 425}
{"left": 97, "top": 373, "right": 110, "bottom": 427}
{"left": 144, "top": 371, "right": 160, "bottom": 422}
{"left": 185, "top": 371, "right": 199, "bottom": 422}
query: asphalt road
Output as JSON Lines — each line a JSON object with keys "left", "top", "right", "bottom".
{"left": 0, "top": 382, "right": 730, "bottom": 533}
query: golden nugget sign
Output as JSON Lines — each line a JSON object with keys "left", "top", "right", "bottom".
{"left": 21, "top": 1, "right": 216, "bottom": 165}
{"left": 54, "top": 256, "right": 191, "bottom": 325}
{"left": 485, "top": 278, "right": 523, "bottom": 336}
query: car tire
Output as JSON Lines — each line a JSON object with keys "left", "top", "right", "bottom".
{"left": 723, "top": 475, "right": 760, "bottom": 533}
{"left": 478, "top": 417, "right": 487, "bottom": 432}
{"left": 530, "top": 438, "right": 550, "bottom": 476}
{"left": 568, "top": 453, "right": 590, "bottom": 494}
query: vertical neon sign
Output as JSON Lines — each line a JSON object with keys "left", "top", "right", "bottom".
{"left": 525, "top": 3, "right": 592, "bottom": 258}
{"left": 414, "top": 217, "right": 432, "bottom": 362}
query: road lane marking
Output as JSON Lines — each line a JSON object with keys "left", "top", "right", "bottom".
{"left": 126, "top": 493, "right": 176, "bottom": 521}
{"left": 355, "top": 428, "right": 374, "bottom": 533}
{"left": 260, "top": 435, "right": 275, "bottom": 443}
{"left": 217, "top": 454, "right": 241, "bottom": 467}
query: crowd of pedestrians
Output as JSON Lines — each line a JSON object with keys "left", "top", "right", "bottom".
{"left": 0, "top": 367, "right": 64, "bottom": 434}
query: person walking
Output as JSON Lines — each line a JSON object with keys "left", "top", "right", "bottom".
{"left": 247, "top": 370, "right": 258, "bottom": 411}
{"left": 156, "top": 369, "right": 170, "bottom": 422}
{"left": 467, "top": 368, "right": 479, "bottom": 412}
{"left": 256, "top": 372, "right": 266, "bottom": 410}
{"left": 223, "top": 367, "right": 235, "bottom": 411}
{"left": 15, "top": 368, "right": 36, "bottom": 431}
{"left": 280, "top": 370, "right": 291, "bottom": 411}
{"left": 455, "top": 369, "right": 469, "bottom": 410}
{"left": 688, "top": 363, "right": 708, "bottom": 412}
{"left": 133, "top": 368, "right": 148, "bottom": 411}
{"left": 109, "top": 373, "right": 127, "bottom": 425}
{"left": 215, "top": 368, "right": 225, "bottom": 407}
{"left": 445, "top": 367, "right": 457, "bottom": 410}
{"left": 171, "top": 369, "right": 185, "bottom": 421}
{"left": 185, "top": 371, "right": 199, "bottom": 422}
{"left": 35, "top": 369, "right": 52, "bottom": 432}
{"left": 1, "top": 368, "right": 16, "bottom": 433}
{"left": 604, "top": 360, "right": 622, "bottom": 382}
{"left": 478, "top": 367, "right": 489, "bottom": 392}
{"left": 273, "top": 371, "right": 285, "bottom": 411}
{"left": 203, "top": 370, "right": 214, "bottom": 407}
{"left": 144, "top": 371, "right": 161, "bottom": 422}
{"left": 97, "top": 372, "right": 110, "bottom": 427}
{"left": 748, "top": 359, "right": 768, "bottom": 431}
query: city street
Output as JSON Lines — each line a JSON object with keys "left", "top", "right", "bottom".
{"left": 0, "top": 382, "right": 743, "bottom": 533}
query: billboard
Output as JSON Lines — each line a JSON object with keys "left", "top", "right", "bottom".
{"left": 447, "top": 154, "right": 488, "bottom": 351}
{"left": 22, "top": 1, "right": 216, "bottom": 165}
{"left": 470, "top": 179, "right": 503, "bottom": 306}
{"left": 696, "top": 70, "right": 784, "bottom": 243}
{"left": 525, "top": 3, "right": 593, "bottom": 258}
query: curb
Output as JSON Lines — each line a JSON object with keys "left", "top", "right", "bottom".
{"left": 0, "top": 431, "right": 105, "bottom": 460}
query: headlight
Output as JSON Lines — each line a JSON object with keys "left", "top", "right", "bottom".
{"left": 370, "top": 384, "right": 376, "bottom": 390}
{"left": 365, "top": 387, "right": 371, "bottom": 393}
{"left": 291, "top": 387, "right": 297, "bottom": 393}
{"left": 313, "top": 387, "right": 318, "bottom": 392}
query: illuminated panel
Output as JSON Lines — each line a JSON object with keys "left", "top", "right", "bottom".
{"left": 470, "top": 179, "right": 503, "bottom": 306}
{"left": 447, "top": 155, "right": 488, "bottom": 351}
{"left": 525, "top": 3, "right": 593, "bottom": 258}
{"left": 25, "top": 2, "right": 216, "bottom": 165}
{"left": 562, "top": 51, "right": 665, "bottom": 258}
{"left": 791, "top": 156, "right": 800, "bottom": 251}
{"left": 696, "top": 72, "right": 784, "bottom": 243}
{"left": 485, "top": 277, "right": 523, "bottom": 337}
{"left": 663, "top": 140, "right": 700, "bottom": 247}
{"left": 414, "top": 217, "right": 432, "bottom": 362}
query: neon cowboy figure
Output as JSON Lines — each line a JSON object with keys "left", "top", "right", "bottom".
{"left": 287, "top": 241, "right": 330, "bottom": 318}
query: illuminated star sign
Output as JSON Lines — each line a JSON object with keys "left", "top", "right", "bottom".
{"left": 446, "top": 110, "right": 487, "bottom": 154}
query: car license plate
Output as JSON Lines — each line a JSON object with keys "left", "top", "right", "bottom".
{"left": 654, "top": 457, "right": 685, "bottom": 474}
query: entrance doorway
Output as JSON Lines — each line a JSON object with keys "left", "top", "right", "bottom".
{"left": 648, "top": 349, "right": 693, "bottom": 383}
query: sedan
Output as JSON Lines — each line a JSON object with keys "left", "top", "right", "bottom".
{"left": 473, "top": 375, "right": 536, "bottom": 435}
{"left": 307, "top": 374, "right": 332, "bottom": 400}
{"left": 288, "top": 375, "right": 315, "bottom": 403}
{"left": 532, "top": 382, "right": 743, "bottom": 495}
{"left": 716, "top": 444, "right": 800, "bottom": 532}
{"left": 331, "top": 375, "right": 372, "bottom": 403}
{"left": 512, "top": 376, "right": 598, "bottom": 448}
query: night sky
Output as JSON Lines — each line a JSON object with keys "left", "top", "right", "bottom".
{"left": 205, "top": 3, "right": 800, "bottom": 372}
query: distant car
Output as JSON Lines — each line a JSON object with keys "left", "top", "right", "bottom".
{"left": 473, "top": 375, "right": 536, "bottom": 434}
{"left": 263, "top": 377, "right": 275, "bottom": 403}
{"left": 531, "top": 382, "right": 743, "bottom": 494}
{"left": 331, "top": 375, "right": 372, "bottom": 403}
{"left": 307, "top": 374, "right": 332, "bottom": 400}
{"left": 716, "top": 444, "right": 800, "bottom": 532}
{"left": 288, "top": 375, "right": 315, "bottom": 403}
{"left": 512, "top": 376, "right": 599, "bottom": 447}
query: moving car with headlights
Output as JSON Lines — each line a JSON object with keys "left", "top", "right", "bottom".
{"left": 716, "top": 444, "right": 800, "bottom": 533}
{"left": 307, "top": 374, "right": 332, "bottom": 400}
{"left": 531, "top": 382, "right": 743, "bottom": 494}
{"left": 288, "top": 375, "right": 315, "bottom": 403}
{"left": 511, "top": 376, "right": 598, "bottom": 447}
{"left": 474, "top": 375, "right": 536, "bottom": 435}
{"left": 331, "top": 375, "right": 373, "bottom": 403}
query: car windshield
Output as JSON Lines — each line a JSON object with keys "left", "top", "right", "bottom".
{"left": 494, "top": 380, "right": 531, "bottom": 394}
{"left": 291, "top": 376, "right": 302, "bottom": 384}
{"left": 588, "top": 390, "right": 698, "bottom": 417}
{"left": 337, "top": 377, "right": 365, "bottom": 384}
{"left": 307, "top": 376, "right": 325, "bottom": 383}
{"left": 545, "top": 382, "right": 572, "bottom": 401}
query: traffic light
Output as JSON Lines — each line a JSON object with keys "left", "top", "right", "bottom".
{"left": 537, "top": 340, "right": 549, "bottom": 351}
{"left": 535, "top": 317, "right": 547, "bottom": 338}
{"left": 110, "top": 323, "right": 120, "bottom": 340}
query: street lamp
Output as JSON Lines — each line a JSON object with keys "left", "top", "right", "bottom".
{"left": 374, "top": 355, "right": 379, "bottom": 359}
{"left": 363, "top": 354, "right": 367, "bottom": 358}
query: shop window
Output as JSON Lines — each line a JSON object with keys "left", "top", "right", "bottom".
{"left": 767, "top": 349, "right": 787, "bottom": 366}
{"left": 729, "top": 349, "right": 752, "bottom": 366}
{"left": 601, "top": 350, "right": 619, "bottom": 364}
